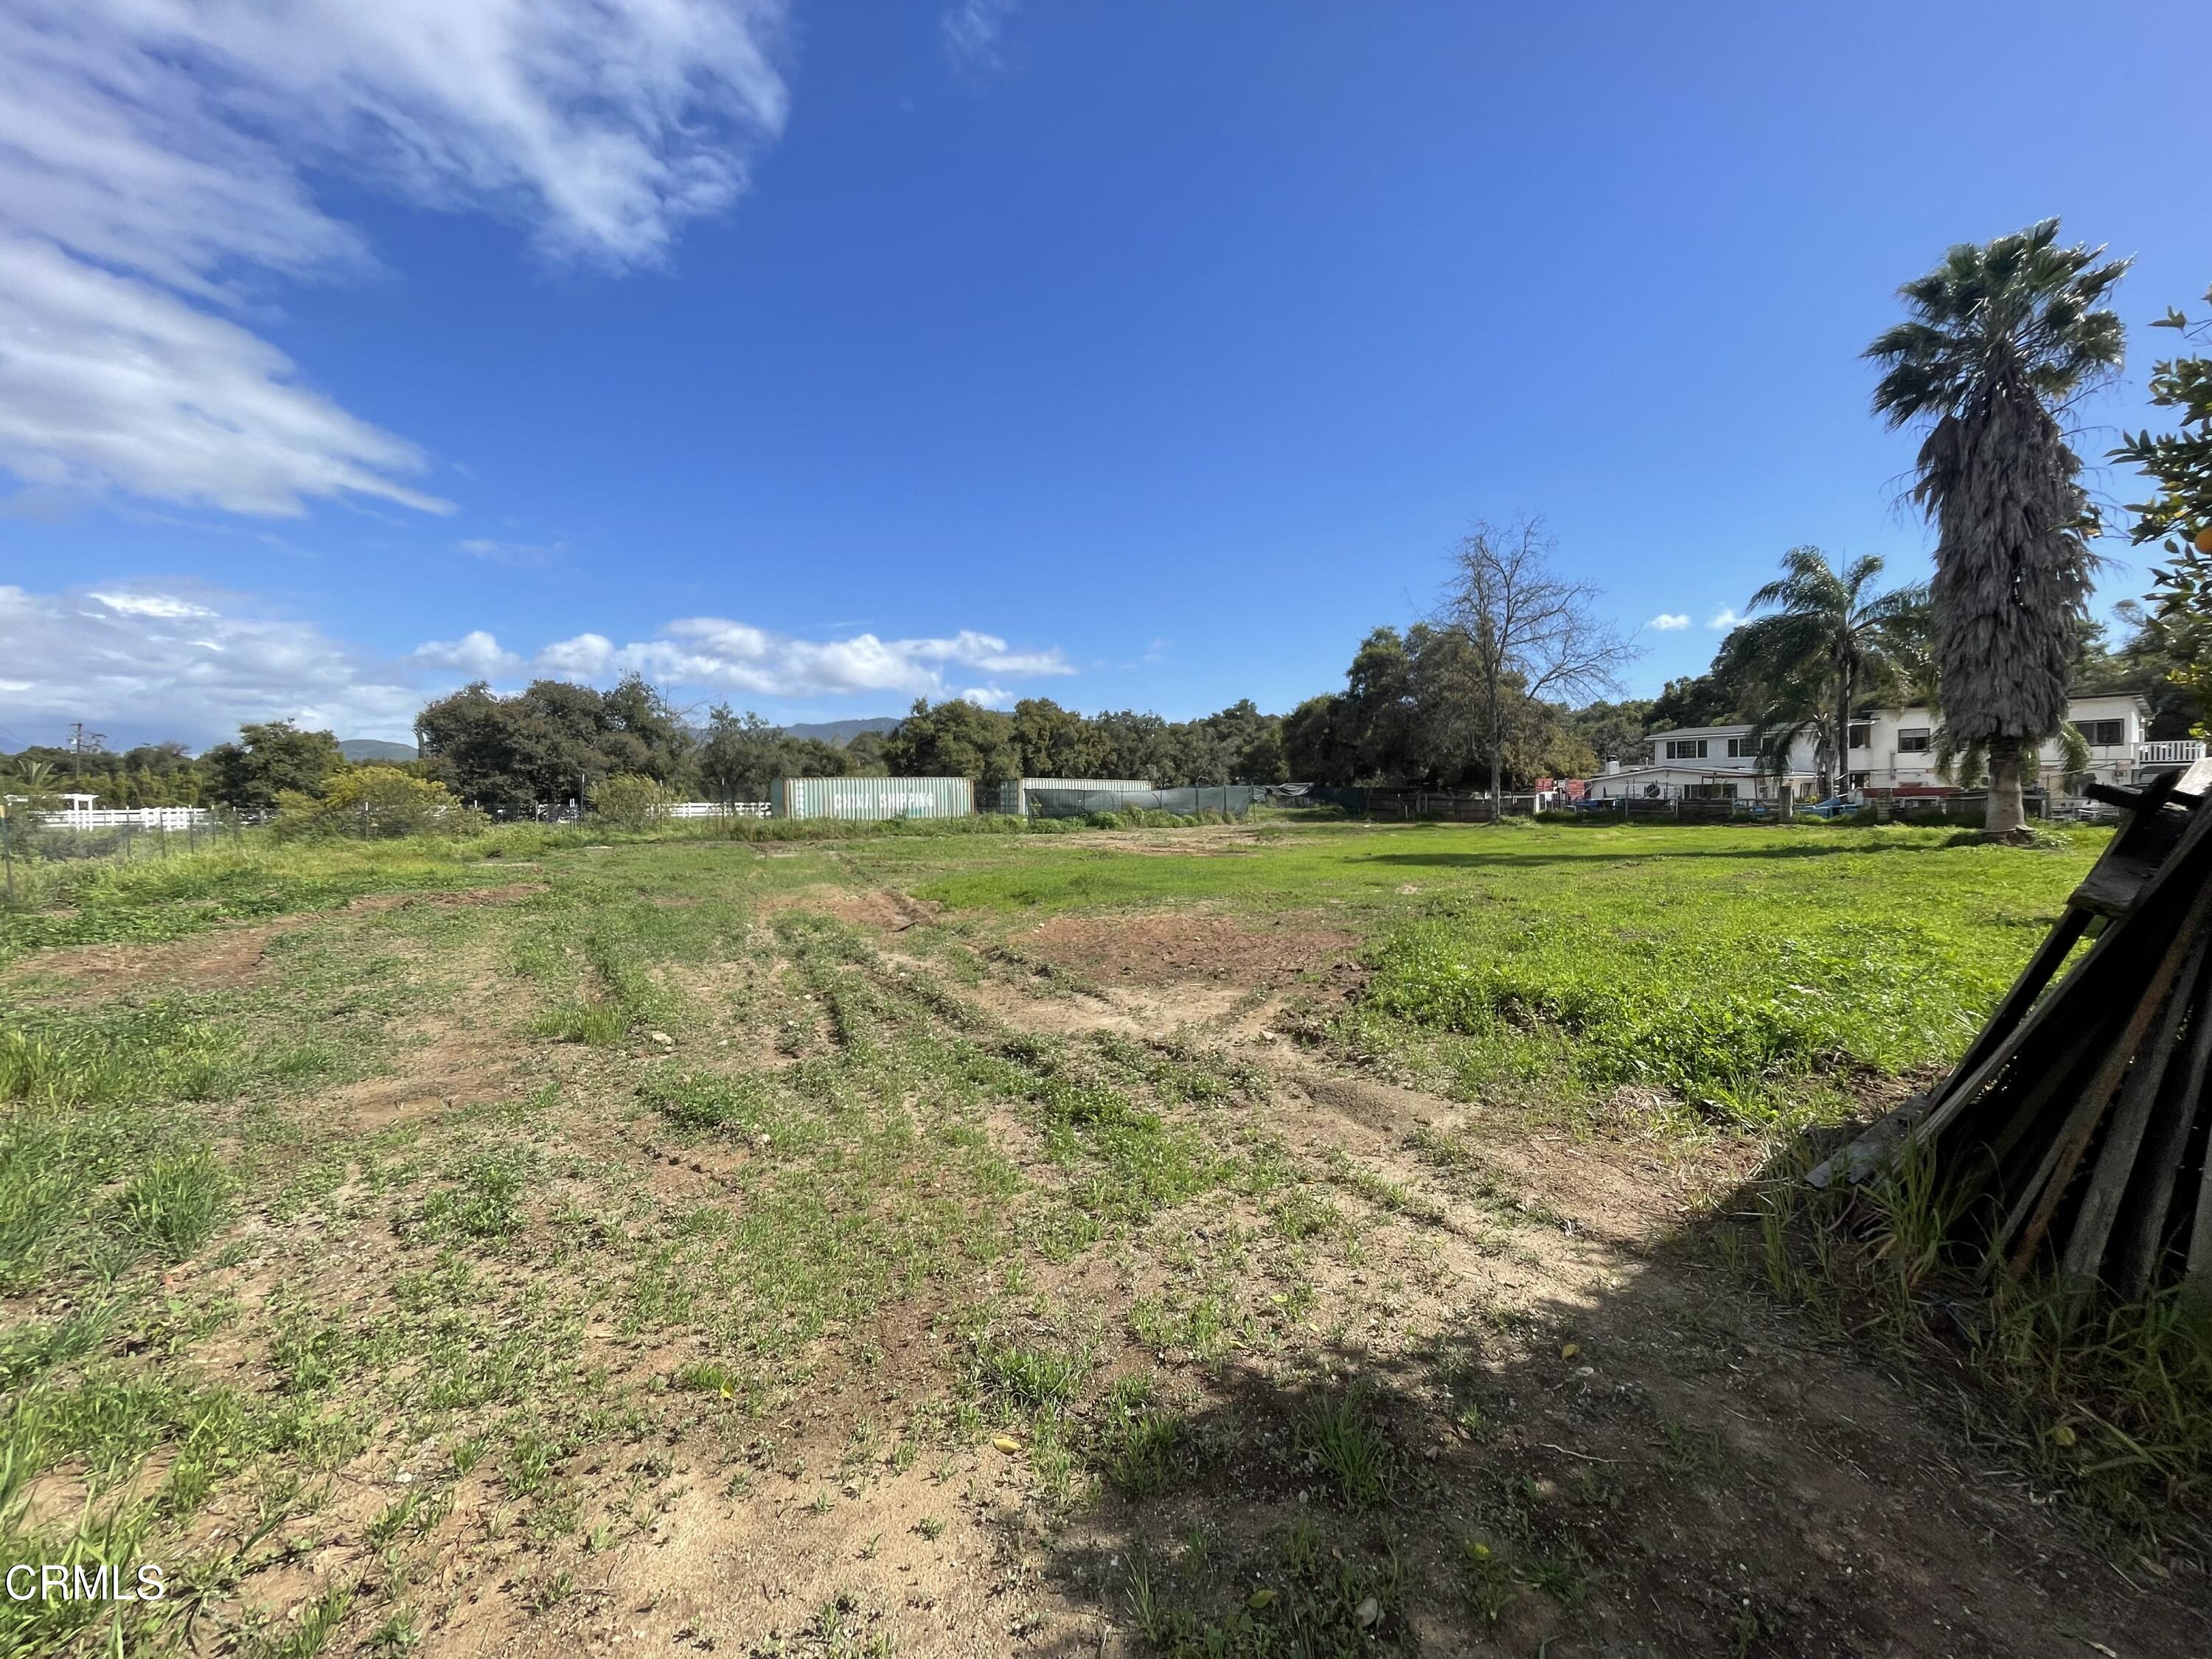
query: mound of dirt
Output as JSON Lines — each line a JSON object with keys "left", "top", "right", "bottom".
{"left": 1013, "top": 911, "right": 1357, "bottom": 986}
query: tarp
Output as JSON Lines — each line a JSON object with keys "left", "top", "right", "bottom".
{"left": 1023, "top": 785, "right": 1262, "bottom": 819}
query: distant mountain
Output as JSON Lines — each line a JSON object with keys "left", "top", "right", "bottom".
{"left": 341, "top": 738, "right": 419, "bottom": 762}
{"left": 778, "top": 717, "right": 902, "bottom": 746}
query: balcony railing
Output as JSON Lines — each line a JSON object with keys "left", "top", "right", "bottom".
{"left": 2138, "top": 740, "right": 2207, "bottom": 765}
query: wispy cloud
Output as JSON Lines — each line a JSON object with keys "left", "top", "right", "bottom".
{"left": 1707, "top": 608, "right": 1741, "bottom": 630}
{"left": 942, "top": 0, "right": 1021, "bottom": 77}
{"left": 0, "top": 0, "right": 792, "bottom": 516}
{"left": 456, "top": 538, "right": 560, "bottom": 569}
{"left": 1649, "top": 613, "right": 1691, "bottom": 631}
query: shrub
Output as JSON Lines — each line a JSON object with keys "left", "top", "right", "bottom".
{"left": 590, "top": 773, "right": 677, "bottom": 832}
{"left": 272, "top": 767, "right": 482, "bottom": 840}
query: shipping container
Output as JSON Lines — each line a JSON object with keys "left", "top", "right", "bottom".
{"left": 977, "top": 779, "right": 1153, "bottom": 816}
{"left": 770, "top": 776, "right": 974, "bottom": 821}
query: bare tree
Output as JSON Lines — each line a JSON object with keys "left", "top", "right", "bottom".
{"left": 1436, "top": 518, "right": 1641, "bottom": 807}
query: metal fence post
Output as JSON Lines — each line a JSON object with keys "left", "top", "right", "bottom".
{"left": 1, "top": 812, "right": 13, "bottom": 905}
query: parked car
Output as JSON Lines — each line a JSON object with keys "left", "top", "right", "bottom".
{"left": 1798, "top": 795, "right": 1863, "bottom": 819}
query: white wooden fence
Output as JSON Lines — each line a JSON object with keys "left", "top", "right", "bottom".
{"left": 667, "top": 801, "right": 771, "bottom": 818}
{"left": 39, "top": 806, "right": 216, "bottom": 830}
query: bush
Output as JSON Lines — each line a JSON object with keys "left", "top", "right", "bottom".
{"left": 272, "top": 767, "right": 482, "bottom": 840}
{"left": 590, "top": 773, "right": 677, "bottom": 832}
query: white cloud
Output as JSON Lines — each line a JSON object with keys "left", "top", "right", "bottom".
{"left": 0, "top": 0, "right": 791, "bottom": 515}
{"left": 0, "top": 581, "right": 1074, "bottom": 747}
{"left": 538, "top": 633, "right": 616, "bottom": 679}
{"left": 410, "top": 630, "right": 520, "bottom": 678}
{"left": 1648, "top": 613, "right": 1690, "bottom": 631}
{"left": 88, "top": 591, "right": 215, "bottom": 619}
{"left": 1707, "top": 608, "right": 1741, "bottom": 630}
{"left": 0, "top": 582, "right": 426, "bottom": 744}
{"left": 552, "top": 618, "right": 1073, "bottom": 700}
{"left": 942, "top": 0, "right": 1020, "bottom": 76}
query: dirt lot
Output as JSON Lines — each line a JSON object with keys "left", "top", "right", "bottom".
{"left": 3, "top": 834, "right": 2204, "bottom": 1658}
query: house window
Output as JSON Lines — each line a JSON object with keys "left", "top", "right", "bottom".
{"left": 1664, "top": 739, "right": 1708, "bottom": 760}
{"left": 1896, "top": 728, "right": 1933, "bottom": 753}
{"left": 2076, "top": 718, "right": 2124, "bottom": 747}
{"left": 1847, "top": 723, "right": 1871, "bottom": 749}
{"left": 1725, "top": 737, "right": 1759, "bottom": 759}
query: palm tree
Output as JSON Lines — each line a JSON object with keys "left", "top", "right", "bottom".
{"left": 1725, "top": 547, "right": 1927, "bottom": 799}
{"left": 1865, "top": 220, "right": 2129, "bottom": 837}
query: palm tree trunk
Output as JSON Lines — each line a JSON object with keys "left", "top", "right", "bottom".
{"left": 1986, "top": 736, "right": 2028, "bottom": 838}
{"left": 1834, "top": 664, "right": 1851, "bottom": 806}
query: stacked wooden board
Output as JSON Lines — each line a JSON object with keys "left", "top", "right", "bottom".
{"left": 1809, "top": 759, "right": 2212, "bottom": 1298}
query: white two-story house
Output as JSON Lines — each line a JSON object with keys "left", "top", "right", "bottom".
{"left": 1582, "top": 725, "right": 1820, "bottom": 804}
{"left": 1585, "top": 693, "right": 2189, "bottom": 806}
{"left": 1845, "top": 694, "right": 2160, "bottom": 799}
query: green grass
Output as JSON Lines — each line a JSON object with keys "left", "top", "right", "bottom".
{"left": 1292, "top": 1386, "right": 1399, "bottom": 1512}
{"left": 905, "top": 819, "right": 2104, "bottom": 1121}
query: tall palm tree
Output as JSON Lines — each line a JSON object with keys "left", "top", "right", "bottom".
{"left": 1865, "top": 220, "right": 2129, "bottom": 837}
{"left": 1726, "top": 547, "right": 1927, "bottom": 799}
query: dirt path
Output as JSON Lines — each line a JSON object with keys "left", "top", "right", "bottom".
{"left": 931, "top": 901, "right": 2203, "bottom": 1659}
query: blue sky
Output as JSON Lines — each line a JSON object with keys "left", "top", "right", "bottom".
{"left": 1, "top": 0, "right": 2205, "bottom": 749}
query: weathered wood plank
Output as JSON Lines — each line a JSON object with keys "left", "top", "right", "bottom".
{"left": 2117, "top": 971, "right": 2212, "bottom": 1298}
{"left": 2058, "top": 928, "right": 2210, "bottom": 1289}
{"left": 2004, "top": 886, "right": 2212, "bottom": 1276}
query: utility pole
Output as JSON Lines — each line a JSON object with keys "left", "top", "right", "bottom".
{"left": 68, "top": 721, "right": 106, "bottom": 784}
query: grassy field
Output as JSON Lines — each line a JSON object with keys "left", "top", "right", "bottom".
{"left": 1, "top": 817, "right": 2204, "bottom": 1658}
{"left": 888, "top": 818, "right": 2098, "bottom": 1118}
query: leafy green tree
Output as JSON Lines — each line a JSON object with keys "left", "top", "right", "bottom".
{"left": 416, "top": 676, "right": 693, "bottom": 815}
{"left": 1339, "top": 627, "right": 1421, "bottom": 781}
{"left": 1647, "top": 661, "right": 1747, "bottom": 731}
{"left": 2115, "top": 285, "right": 2212, "bottom": 731}
{"left": 1090, "top": 710, "right": 1180, "bottom": 783}
{"left": 598, "top": 674, "right": 697, "bottom": 779}
{"left": 1177, "top": 700, "right": 1281, "bottom": 785}
{"left": 203, "top": 720, "right": 347, "bottom": 811}
{"left": 1566, "top": 700, "right": 1655, "bottom": 765}
{"left": 1724, "top": 547, "right": 1927, "bottom": 798}
{"left": 882, "top": 698, "right": 1019, "bottom": 779}
{"left": 1867, "top": 220, "right": 2128, "bottom": 835}
{"left": 697, "top": 707, "right": 787, "bottom": 803}
{"left": 1281, "top": 695, "right": 1351, "bottom": 783}
{"left": 1011, "top": 698, "right": 1110, "bottom": 777}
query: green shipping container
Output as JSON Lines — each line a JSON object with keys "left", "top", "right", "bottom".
{"left": 770, "top": 776, "right": 974, "bottom": 821}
